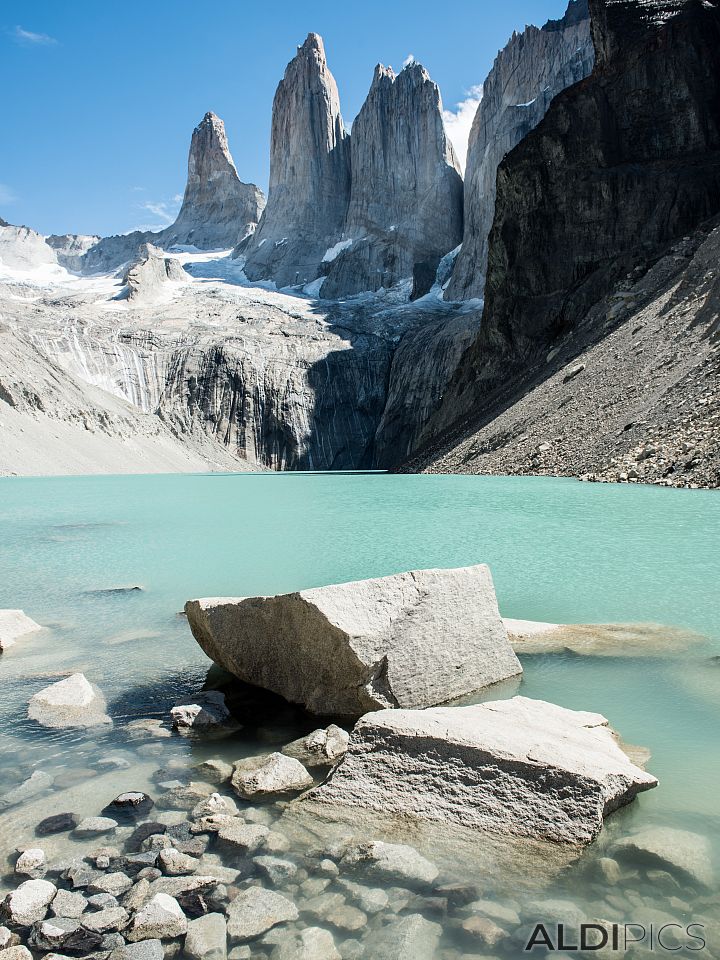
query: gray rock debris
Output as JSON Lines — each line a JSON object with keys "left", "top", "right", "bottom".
{"left": 0, "top": 878, "right": 57, "bottom": 926}
{"left": 184, "top": 912, "right": 227, "bottom": 960}
{"left": 309, "top": 697, "right": 658, "bottom": 844}
{"left": 126, "top": 892, "right": 187, "bottom": 941}
{"left": 339, "top": 841, "right": 439, "bottom": 888}
{"left": 282, "top": 725, "right": 349, "bottom": 768}
{"left": 613, "top": 827, "right": 714, "bottom": 889}
{"left": 185, "top": 564, "right": 521, "bottom": 718}
{"left": 121, "top": 244, "right": 187, "bottom": 304}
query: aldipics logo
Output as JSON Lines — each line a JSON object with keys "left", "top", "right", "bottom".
{"left": 524, "top": 922, "right": 708, "bottom": 953}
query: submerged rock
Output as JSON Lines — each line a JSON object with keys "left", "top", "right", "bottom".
{"left": 366, "top": 914, "right": 442, "bottom": 960}
{"left": 0, "top": 770, "right": 54, "bottom": 809}
{"left": 308, "top": 697, "right": 658, "bottom": 845}
{"left": 27, "top": 673, "right": 112, "bottom": 729}
{"left": 281, "top": 725, "right": 349, "bottom": 768}
{"left": 226, "top": 887, "right": 299, "bottom": 943}
{"left": 0, "top": 610, "right": 43, "bottom": 652}
{"left": 339, "top": 841, "right": 439, "bottom": 888}
{"left": 231, "top": 753, "right": 313, "bottom": 800}
{"left": 504, "top": 619, "right": 706, "bottom": 656}
{"left": 103, "top": 792, "right": 155, "bottom": 822}
{"left": 170, "top": 691, "right": 240, "bottom": 736}
{"left": 36, "top": 812, "right": 79, "bottom": 837}
{"left": 613, "top": 827, "right": 714, "bottom": 889}
{"left": 185, "top": 564, "right": 521, "bottom": 718}
{"left": 269, "top": 926, "right": 340, "bottom": 959}
{"left": 184, "top": 912, "right": 227, "bottom": 960}
{"left": 126, "top": 893, "right": 187, "bottom": 941}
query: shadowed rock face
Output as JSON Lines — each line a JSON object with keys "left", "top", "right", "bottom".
{"left": 240, "top": 33, "right": 351, "bottom": 287}
{"left": 164, "top": 112, "right": 265, "bottom": 249}
{"left": 321, "top": 62, "right": 463, "bottom": 299}
{"left": 426, "top": 0, "right": 720, "bottom": 437}
{"left": 445, "top": 0, "right": 594, "bottom": 301}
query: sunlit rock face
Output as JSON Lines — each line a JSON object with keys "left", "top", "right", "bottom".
{"left": 163, "top": 111, "right": 265, "bottom": 250}
{"left": 240, "top": 33, "right": 351, "bottom": 288}
{"left": 321, "top": 62, "right": 463, "bottom": 300}
{"left": 445, "top": 0, "right": 594, "bottom": 301}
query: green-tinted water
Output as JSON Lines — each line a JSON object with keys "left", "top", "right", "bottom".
{"left": 0, "top": 473, "right": 718, "bottom": 955}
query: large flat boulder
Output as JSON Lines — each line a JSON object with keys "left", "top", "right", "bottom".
{"left": 185, "top": 565, "right": 521, "bottom": 718}
{"left": 305, "top": 696, "right": 658, "bottom": 845}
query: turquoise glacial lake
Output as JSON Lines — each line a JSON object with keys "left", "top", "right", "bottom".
{"left": 0, "top": 472, "right": 718, "bottom": 952}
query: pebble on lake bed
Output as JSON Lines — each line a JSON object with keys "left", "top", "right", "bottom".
{"left": 231, "top": 752, "right": 313, "bottom": 800}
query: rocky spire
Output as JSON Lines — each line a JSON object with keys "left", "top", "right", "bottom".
{"left": 321, "top": 60, "right": 464, "bottom": 299}
{"left": 445, "top": 0, "right": 594, "bottom": 301}
{"left": 240, "top": 33, "right": 351, "bottom": 286}
{"left": 165, "top": 111, "right": 265, "bottom": 249}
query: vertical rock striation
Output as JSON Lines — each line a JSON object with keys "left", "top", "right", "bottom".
{"left": 445, "top": 0, "right": 594, "bottom": 301}
{"left": 321, "top": 62, "right": 463, "bottom": 299}
{"left": 240, "top": 33, "right": 351, "bottom": 287}
{"left": 426, "top": 0, "right": 720, "bottom": 439}
{"left": 164, "top": 111, "right": 265, "bottom": 249}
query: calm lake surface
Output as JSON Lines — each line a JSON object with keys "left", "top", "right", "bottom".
{"left": 1, "top": 472, "right": 718, "bottom": 955}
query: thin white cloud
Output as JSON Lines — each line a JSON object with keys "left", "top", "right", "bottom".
{"left": 442, "top": 84, "right": 483, "bottom": 172}
{"left": 0, "top": 183, "right": 17, "bottom": 205}
{"left": 132, "top": 194, "right": 183, "bottom": 232}
{"left": 402, "top": 53, "right": 415, "bottom": 68}
{"left": 13, "top": 25, "right": 57, "bottom": 45}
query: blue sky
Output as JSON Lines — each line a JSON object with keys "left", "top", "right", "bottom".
{"left": 1, "top": 1, "right": 573, "bottom": 237}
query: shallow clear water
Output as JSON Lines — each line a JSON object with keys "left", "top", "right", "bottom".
{"left": 0, "top": 473, "right": 718, "bottom": 956}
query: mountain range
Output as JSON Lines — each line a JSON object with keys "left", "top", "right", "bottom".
{"left": 0, "top": 0, "right": 717, "bottom": 487}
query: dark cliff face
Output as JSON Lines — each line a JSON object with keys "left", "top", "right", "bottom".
{"left": 428, "top": 0, "right": 720, "bottom": 436}
{"left": 445, "top": 0, "right": 594, "bottom": 302}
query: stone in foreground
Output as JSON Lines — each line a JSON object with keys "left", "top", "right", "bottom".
{"left": 226, "top": 887, "right": 299, "bottom": 943}
{"left": 231, "top": 753, "right": 313, "bottom": 800}
{"left": 0, "top": 879, "right": 57, "bottom": 926}
{"left": 0, "top": 610, "right": 43, "bottom": 651}
{"left": 307, "top": 696, "right": 658, "bottom": 845}
{"left": 170, "top": 690, "right": 240, "bottom": 736}
{"left": 185, "top": 564, "right": 521, "bottom": 718}
{"left": 27, "top": 673, "right": 112, "bottom": 729}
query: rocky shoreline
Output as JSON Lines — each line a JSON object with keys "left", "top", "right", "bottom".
{"left": 2, "top": 564, "right": 717, "bottom": 958}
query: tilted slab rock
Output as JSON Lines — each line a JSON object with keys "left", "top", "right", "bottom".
{"left": 0, "top": 610, "right": 43, "bottom": 652}
{"left": 185, "top": 564, "right": 522, "bottom": 718}
{"left": 28, "top": 673, "right": 112, "bottom": 729}
{"left": 306, "top": 696, "right": 658, "bottom": 844}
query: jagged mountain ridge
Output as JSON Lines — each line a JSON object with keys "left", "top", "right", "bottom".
{"left": 320, "top": 62, "right": 463, "bottom": 300}
{"left": 411, "top": 0, "right": 720, "bottom": 486}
